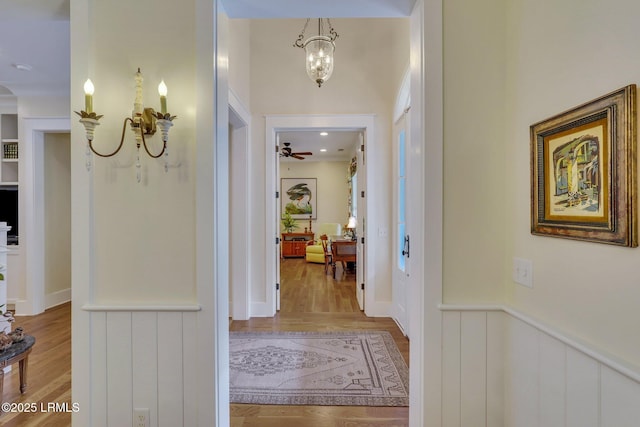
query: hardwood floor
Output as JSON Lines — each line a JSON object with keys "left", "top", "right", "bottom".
{"left": 1, "top": 303, "right": 71, "bottom": 427}
{"left": 230, "top": 258, "right": 410, "bottom": 427}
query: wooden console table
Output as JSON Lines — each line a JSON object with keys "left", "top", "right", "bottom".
{"left": 0, "top": 335, "right": 35, "bottom": 412}
{"left": 281, "top": 232, "right": 315, "bottom": 258}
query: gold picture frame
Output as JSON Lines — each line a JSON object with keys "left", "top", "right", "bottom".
{"left": 530, "top": 84, "right": 637, "bottom": 247}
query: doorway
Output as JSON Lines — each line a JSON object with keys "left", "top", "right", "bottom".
{"left": 277, "top": 128, "right": 362, "bottom": 313}
{"left": 265, "top": 115, "right": 374, "bottom": 316}
{"left": 22, "top": 118, "right": 71, "bottom": 315}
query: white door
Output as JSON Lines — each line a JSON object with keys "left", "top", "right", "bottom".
{"left": 356, "top": 132, "right": 366, "bottom": 310}
{"left": 392, "top": 113, "right": 409, "bottom": 335}
{"left": 275, "top": 136, "right": 282, "bottom": 311}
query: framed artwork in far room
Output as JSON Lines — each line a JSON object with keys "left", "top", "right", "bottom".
{"left": 281, "top": 178, "right": 317, "bottom": 220}
{"left": 530, "top": 84, "right": 637, "bottom": 247}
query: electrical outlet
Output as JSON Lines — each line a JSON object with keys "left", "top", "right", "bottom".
{"left": 134, "top": 408, "right": 150, "bottom": 427}
{"left": 513, "top": 257, "right": 533, "bottom": 288}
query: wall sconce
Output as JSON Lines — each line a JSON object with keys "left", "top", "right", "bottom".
{"left": 76, "top": 68, "right": 177, "bottom": 182}
{"left": 293, "top": 18, "right": 339, "bottom": 87}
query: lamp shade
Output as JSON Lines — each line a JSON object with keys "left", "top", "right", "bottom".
{"left": 304, "top": 35, "right": 335, "bottom": 87}
{"left": 347, "top": 216, "right": 357, "bottom": 229}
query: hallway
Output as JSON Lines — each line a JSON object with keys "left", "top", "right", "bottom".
{"left": 229, "top": 259, "right": 409, "bottom": 426}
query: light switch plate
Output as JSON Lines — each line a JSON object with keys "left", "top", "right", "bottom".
{"left": 513, "top": 257, "right": 533, "bottom": 288}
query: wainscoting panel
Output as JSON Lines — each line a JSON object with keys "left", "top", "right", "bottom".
{"left": 88, "top": 309, "right": 199, "bottom": 427}
{"left": 440, "top": 305, "right": 640, "bottom": 427}
{"left": 442, "top": 310, "right": 505, "bottom": 427}
{"left": 442, "top": 311, "right": 461, "bottom": 427}
{"left": 132, "top": 312, "right": 159, "bottom": 427}
{"left": 538, "top": 333, "right": 565, "bottom": 427}
{"left": 460, "top": 312, "right": 487, "bottom": 427}
{"left": 158, "top": 312, "right": 184, "bottom": 427}
{"left": 106, "top": 312, "right": 134, "bottom": 427}
{"left": 486, "top": 312, "right": 505, "bottom": 427}
{"left": 91, "top": 311, "right": 108, "bottom": 427}
{"left": 600, "top": 365, "right": 640, "bottom": 427}
{"left": 566, "top": 346, "right": 599, "bottom": 427}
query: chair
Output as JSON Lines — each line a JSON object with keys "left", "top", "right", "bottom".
{"left": 319, "top": 234, "right": 332, "bottom": 274}
{"left": 331, "top": 240, "right": 356, "bottom": 278}
{"left": 305, "top": 223, "right": 342, "bottom": 263}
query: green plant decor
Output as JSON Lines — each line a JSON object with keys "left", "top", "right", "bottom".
{"left": 282, "top": 211, "right": 298, "bottom": 233}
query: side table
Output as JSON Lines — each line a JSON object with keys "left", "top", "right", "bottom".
{"left": 0, "top": 335, "right": 36, "bottom": 412}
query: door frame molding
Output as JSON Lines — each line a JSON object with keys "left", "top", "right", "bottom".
{"left": 264, "top": 114, "right": 375, "bottom": 316}
{"left": 21, "top": 117, "right": 71, "bottom": 315}
{"left": 229, "top": 89, "right": 252, "bottom": 320}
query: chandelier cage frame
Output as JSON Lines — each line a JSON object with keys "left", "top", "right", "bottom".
{"left": 293, "top": 18, "right": 339, "bottom": 87}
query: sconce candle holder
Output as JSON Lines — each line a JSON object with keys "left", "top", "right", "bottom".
{"left": 76, "top": 68, "right": 177, "bottom": 182}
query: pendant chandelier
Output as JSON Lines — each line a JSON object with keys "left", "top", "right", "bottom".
{"left": 293, "top": 18, "right": 339, "bottom": 88}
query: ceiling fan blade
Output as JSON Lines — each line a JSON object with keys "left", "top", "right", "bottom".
{"left": 292, "top": 152, "right": 313, "bottom": 156}
{"left": 291, "top": 154, "right": 305, "bottom": 160}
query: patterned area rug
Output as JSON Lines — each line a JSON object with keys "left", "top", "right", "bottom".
{"left": 229, "top": 331, "right": 409, "bottom": 406}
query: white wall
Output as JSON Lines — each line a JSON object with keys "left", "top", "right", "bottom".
{"left": 87, "top": 0, "right": 197, "bottom": 304}
{"left": 442, "top": 0, "right": 507, "bottom": 304}
{"left": 247, "top": 18, "right": 409, "bottom": 308}
{"left": 280, "top": 160, "right": 350, "bottom": 232}
{"left": 44, "top": 132, "right": 71, "bottom": 307}
{"left": 440, "top": 0, "right": 640, "bottom": 423}
{"left": 504, "top": 0, "right": 640, "bottom": 367}
{"left": 18, "top": 96, "right": 69, "bottom": 118}
{"left": 228, "top": 19, "right": 251, "bottom": 109}
{"left": 71, "top": 0, "right": 220, "bottom": 425}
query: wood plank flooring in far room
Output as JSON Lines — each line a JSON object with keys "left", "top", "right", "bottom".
{"left": 1, "top": 303, "right": 71, "bottom": 427}
{"left": 230, "top": 258, "right": 410, "bottom": 427}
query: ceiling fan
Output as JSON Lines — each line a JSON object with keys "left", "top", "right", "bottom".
{"left": 279, "top": 142, "right": 313, "bottom": 160}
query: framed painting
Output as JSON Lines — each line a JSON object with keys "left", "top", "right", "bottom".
{"left": 530, "top": 84, "right": 637, "bottom": 247}
{"left": 281, "top": 178, "right": 317, "bottom": 220}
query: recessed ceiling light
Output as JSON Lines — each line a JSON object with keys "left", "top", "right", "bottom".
{"left": 320, "top": 132, "right": 328, "bottom": 136}
{"left": 320, "top": 148, "right": 327, "bottom": 152}
{"left": 12, "top": 63, "right": 32, "bottom": 72}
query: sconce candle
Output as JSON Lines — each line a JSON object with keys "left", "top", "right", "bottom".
{"left": 83, "top": 79, "right": 94, "bottom": 113}
{"left": 158, "top": 80, "right": 168, "bottom": 114}
{"left": 134, "top": 68, "right": 143, "bottom": 115}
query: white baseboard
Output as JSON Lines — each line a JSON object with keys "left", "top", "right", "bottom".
{"left": 8, "top": 298, "right": 32, "bottom": 315}
{"left": 46, "top": 288, "right": 71, "bottom": 309}
{"left": 365, "top": 300, "right": 392, "bottom": 317}
{"left": 250, "top": 301, "right": 274, "bottom": 317}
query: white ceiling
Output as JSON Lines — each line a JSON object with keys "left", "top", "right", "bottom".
{"left": 278, "top": 130, "right": 360, "bottom": 162}
{"left": 221, "top": 0, "right": 417, "bottom": 19}
{"left": 0, "top": 0, "right": 70, "bottom": 97}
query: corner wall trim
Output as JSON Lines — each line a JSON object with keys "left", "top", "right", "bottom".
{"left": 82, "top": 304, "right": 201, "bottom": 312}
{"left": 438, "top": 303, "right": 640, "bottom": 384}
